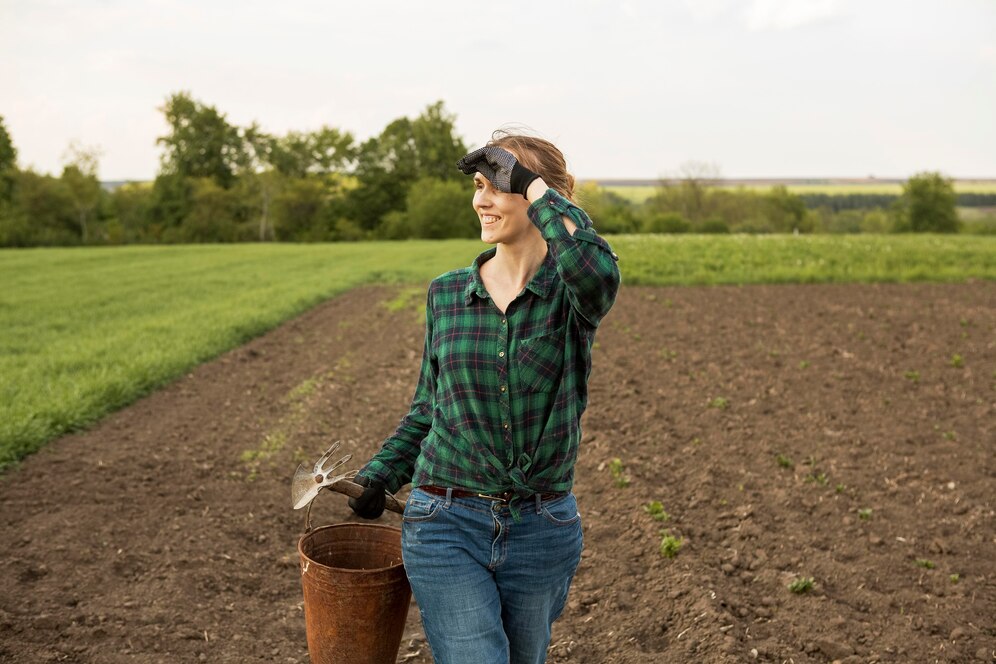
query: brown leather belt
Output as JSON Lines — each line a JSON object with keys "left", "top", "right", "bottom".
{"left": 418, "top": 485, "right": 564, "bottom": 503}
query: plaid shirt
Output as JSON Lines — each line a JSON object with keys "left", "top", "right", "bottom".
{"left": 360, "top": 188, "right": 620, "bottom": 516}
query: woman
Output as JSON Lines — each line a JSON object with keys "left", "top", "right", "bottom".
{"left": 349, "top": 131, "right": 620, "bottom": 664}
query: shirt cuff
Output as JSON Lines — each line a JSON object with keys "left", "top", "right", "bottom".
{"left": 357, "top": 461, "right": 405, "bottom": 494}
{"left": 527, "top": 188, "right": 591, "bottom": 235}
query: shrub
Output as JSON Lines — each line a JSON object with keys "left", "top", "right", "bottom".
{"left": 698, "top": 218, "right": 730, "bottom": 234}
{"left": 644, "top": 212, "right": 691, "bottom": 234}
{"left": 386, "top": 177, "right": 478, "bottom": 239}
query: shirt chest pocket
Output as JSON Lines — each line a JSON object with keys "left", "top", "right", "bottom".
{"left": 514, "top": 327, "right": 566, "bottom": 393}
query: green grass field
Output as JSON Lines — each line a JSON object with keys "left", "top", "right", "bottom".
{"left": 604, "top": 182, "right": 996, "bottom": 204}
{"left": 2, "top": 236, "right": 994, "bottom": 468}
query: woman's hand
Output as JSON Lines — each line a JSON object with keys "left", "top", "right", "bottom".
{"left": 348, "top": 476, "right": 387, "bottom": 519}
{"left": 456, "top": 146, "right": 540, "bottom": 198}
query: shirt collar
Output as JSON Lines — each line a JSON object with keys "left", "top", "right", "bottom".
{"left": 463, "top": 247, "right": 556, "bottom": 306}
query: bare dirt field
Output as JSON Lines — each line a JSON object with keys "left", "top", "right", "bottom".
{"left": 2, "top": 282, "right": 994, "bottom": 663}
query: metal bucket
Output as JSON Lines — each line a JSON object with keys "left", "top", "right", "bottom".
{"left": 298, "top": 523, "right": 411, "bottom": 664}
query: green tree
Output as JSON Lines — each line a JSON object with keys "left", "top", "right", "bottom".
{"left": 576, "top": 183, "right": 639, "bottom": 233}
{"left": 0, "top": 115, "right": 17, "bottom": 205}
{"left": 180, "top": 177, "right": 245, "bottom": 242}
{"left": 268, "top": 127, "right": 356, "bottom": 178}
{"left": 411, "top": 101, "right": 467, "bottom": 181}
{"left": 148, "top": 172, "right": 195, "bottom": 239}
{"left": 380, "top": 177, "right": 478, "bottom": 239}
{"left": 344, "top": 101, "right": 467, "bottom": 232}
{"left": 762, "top": 186, "right": 810, "bottom": 233}
{"left": 894, "top": 171, "right": 959, "bottom": 233}
{"left": 646, "top": 161, "right": 722, "bottom": 224}
{"left": 61, "top": 141, "right": 103, "bottom": 243}
{"left": 108, "top": 182, "right": 154, "bottom": 243}
{"left": 1, "top": 170, "right": 78, "bottom": 246}
{"left": 156, "top": 91, "right": 245, "bottom": 188}
{"left": 272, "top": 177, "right": 330, "bottom": 241}
{"left": 243, "top": 125, "right": 355, "bottom": 240}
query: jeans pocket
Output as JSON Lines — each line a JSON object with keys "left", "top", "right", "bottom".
{"left": 403, "top": 489, "right": 443, "bottom": 523}
{"left": 541, "top": 494, "right": 581, "bottom": 527}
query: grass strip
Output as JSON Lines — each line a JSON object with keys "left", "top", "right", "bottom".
{"left": 1, "top": 235, "right": 993, "bottom": 467}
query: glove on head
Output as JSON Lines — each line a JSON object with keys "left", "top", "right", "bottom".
{"left": 348, "top": 475, "right": 387, "bottom": 520}
{"left": 456, "top": 145, "right": 540, "bottom": 198}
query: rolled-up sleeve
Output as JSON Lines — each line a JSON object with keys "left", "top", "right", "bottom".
{"left": 528, "top": 189, "right": 621, "bottom": 328}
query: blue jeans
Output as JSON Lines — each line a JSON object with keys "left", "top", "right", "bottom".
{"left": 401, "top": 487, "right": 584, "bottom": 664}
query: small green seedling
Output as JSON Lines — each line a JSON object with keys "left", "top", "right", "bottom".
{"left": 942, "top": 431, "right": 957, "bottom": 441}
{"left": 708, "top": 397, "right": 729, "bottom": 410}
{"left": 950, "top": 354, "right": 964, "bottom": 368}
{"left": 915, "top": 559, "right": 935, "bottom": 569}
{"left": 805, "top": 472, "right": 829, "bottom": 486}
{"left": 949, "top": 574, "right": 960, "bottom": 583}
{"left": 798, "top": 360, "right": 810, "bottom": 369}
{"left": 644, "top": 501, "right": 671, "bottom": 522}
{"left": 858, "top": 508, "right": 872, "bottom": 520}
{"left": 659, "top": 531, "right": 682, "bottom": 558}
{"left": 835, "top": 483, "right": 846, "bottom": 493}
{"left": 608, "top": 458, "right": 630, "bottom": 488}
{"left": 659, "top": 348, "right": 677, "bottom": 360}
{"left": 904, "top": 370, "right": 920, "bottom": 382}
{"left": 788, "top": 577, "right": 814, "bottom": 594}
{"left": 776, "top": 453, "right": 794, "bottom": 469}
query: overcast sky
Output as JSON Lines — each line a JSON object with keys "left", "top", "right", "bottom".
{"left": 2, "top": 0, "right": 994, "bottom": 181}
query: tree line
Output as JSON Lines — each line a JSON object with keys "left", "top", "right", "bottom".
{"left": 580, "top": 172, "right": 975, "bottom": 235}
{"left": 0, "top": 97, "right": 986, "bottom": 247}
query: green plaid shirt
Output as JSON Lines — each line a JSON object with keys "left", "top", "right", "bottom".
{"left": 360, "top": 189, "right": 620, "bottom": 516}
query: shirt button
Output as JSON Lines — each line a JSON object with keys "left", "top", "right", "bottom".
{"left": 500, "top": 385, "right": 507, "bottom": 392}
{"left": 503, "top": 423, "right": 509, "bottom": 429}
{"left": 501, "top": 318, "right": 507, "bottom": 325}
{"left": 499, "top": 351, "right": 505, "bottom": 357}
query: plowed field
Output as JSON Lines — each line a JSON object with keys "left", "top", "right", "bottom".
{"left": 2, "top": 282, "right": 993, "bottom": 663}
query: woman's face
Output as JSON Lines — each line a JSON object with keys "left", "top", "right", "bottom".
{"left": 473, "top": 172, "right": 533, "bottom": 245}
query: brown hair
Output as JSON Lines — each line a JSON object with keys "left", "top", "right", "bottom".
{"left": 489, "top": 129, "right": 576, "bottom": 202}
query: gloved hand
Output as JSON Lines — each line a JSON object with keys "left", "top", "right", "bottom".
{"left": 456, "top": 146, "right": 540, "bottom": 198}
{"left": 348, "top": 476, "right": 387, "bottom": 519}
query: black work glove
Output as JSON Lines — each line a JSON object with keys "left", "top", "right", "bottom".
{"left": 456, "top": 146, "right": 540, "bottom": 198}
{"left": 348, "top": 476, "right": 387, "bottom": 519}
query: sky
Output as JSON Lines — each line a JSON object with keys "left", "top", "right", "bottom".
{"left": 2, "top": 0, "right": 995, "bottom": 181}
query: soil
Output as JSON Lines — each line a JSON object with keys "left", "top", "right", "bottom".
{"left": 1, "top": 282, "right": 994, "bottom": 664}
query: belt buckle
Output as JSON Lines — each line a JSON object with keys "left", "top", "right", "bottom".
{"left": 477, "top": 491, "right": 510, "bottom": 503}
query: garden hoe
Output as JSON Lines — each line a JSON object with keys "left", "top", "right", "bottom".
{"left": 291, "top": 441, "right": 403, "bottom": 530}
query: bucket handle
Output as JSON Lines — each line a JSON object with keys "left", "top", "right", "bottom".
{"left": 303, "top": 479, "right": 405, "bottom": 533}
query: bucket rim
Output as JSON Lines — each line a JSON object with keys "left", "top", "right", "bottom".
{"left": 297, "top": 522, "right": 405, "bottom": 575}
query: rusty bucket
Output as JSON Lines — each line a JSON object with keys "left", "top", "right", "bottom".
{"left": 298, "top": 523, "right": 411, "bottom": 664}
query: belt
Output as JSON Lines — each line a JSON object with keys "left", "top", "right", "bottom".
{"left": 418, "top": 485, "right": 564, "bottom": 504}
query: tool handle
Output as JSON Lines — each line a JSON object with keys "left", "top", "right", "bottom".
{"left": 328, "top": 479, "right": 405, "bottom": 515}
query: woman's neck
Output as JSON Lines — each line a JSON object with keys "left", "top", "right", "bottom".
{"left": 491, "top": 235, "right": 548, "bottom": 292}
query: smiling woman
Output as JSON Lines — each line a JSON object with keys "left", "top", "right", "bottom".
{"left": 349, "top": 132, "right": 621, "bottom": 663}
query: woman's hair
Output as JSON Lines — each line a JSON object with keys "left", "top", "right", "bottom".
{"left": 489, "top": 129, "right": 576, "bottom": 202}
